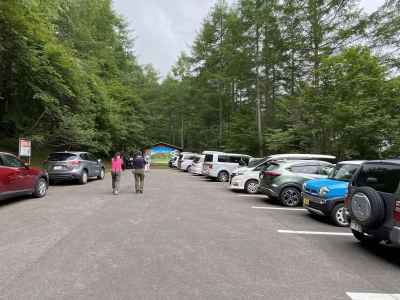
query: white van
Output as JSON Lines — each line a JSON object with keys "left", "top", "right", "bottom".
{"left": 202, "top": 151, "right": 252, "bottom": 182}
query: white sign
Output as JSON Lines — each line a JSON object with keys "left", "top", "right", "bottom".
{"left": 19, "top": 138, "right": 31, "bottom": 157}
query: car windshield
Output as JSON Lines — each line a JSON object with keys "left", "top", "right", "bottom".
{"left": 329, "top": 163, "right": 359, "bottom": 181}
{"left": 48, "top": 153, "right": 77, "bottom": 161}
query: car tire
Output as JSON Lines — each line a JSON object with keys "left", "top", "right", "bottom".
{"left": 245, "top": 179, "right": 259, "bottom": 194}
{"left": 79, "top": 170, "right": 88, "bottom": 185}
{"left": 351, "top": 229, "right": 382, "bottom": 246}
{"left": 348, "top": 186, "right": 385, "bottom": 229}
{"left": 97, "top": 168, "right": 105, "bottom": 180}
{"left": 218, "top": 171, "right": 229, "bottom": 182}
{"left": 33, "top": 178, "right": 48, "bottom": 198}
{"left": 280, "top": 187, "right": 301, "bottom": 207}
{"left": 331, "top": 203, "right": 349, "bottom": 227}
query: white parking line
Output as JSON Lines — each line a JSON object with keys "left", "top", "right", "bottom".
{"left": 252, "top": 206, "right": 306, "bottom": 211}
{"left": 278, "top": 230, "right": 353, "bottom": 236}
{"left": 237, "top": 194, "right": 267, "bottom": 198}
{"left": 347, "top": 292, "right": 400, "bottom": 300}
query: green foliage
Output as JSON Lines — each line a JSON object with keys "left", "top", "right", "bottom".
{"left": 0, "top": 0, "right": 156, "bottom": 156}
{"left": 1, "top": 0, "right": 399, "bottom": 160}
{"left": 146, "top": 0, "right": 400, "bottom": 159}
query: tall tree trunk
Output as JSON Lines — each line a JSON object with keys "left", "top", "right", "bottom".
{"left": 180, "top": 117, "right": 184, "bottom": 149}
{"left": 256, "top": 22, "right": 263, "bottom": 157}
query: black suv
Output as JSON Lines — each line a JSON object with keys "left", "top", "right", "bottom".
{"left": 346, "top": 160, "right": 400, "bottom": 245}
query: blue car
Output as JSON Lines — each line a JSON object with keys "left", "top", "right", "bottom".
{"left": 302, "top": 161, "right": 364, "bottom": 226}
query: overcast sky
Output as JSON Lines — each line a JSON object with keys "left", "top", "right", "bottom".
{"left": 113, "top": 0, "right": 385, "bottom": 77}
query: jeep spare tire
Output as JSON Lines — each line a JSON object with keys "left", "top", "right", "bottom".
{"left": 348, "top": 186, "right": 385, "bottom": 229}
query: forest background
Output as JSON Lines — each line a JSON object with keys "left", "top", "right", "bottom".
{"left": 0, "top": 0, "right": 399, "bottom": 160}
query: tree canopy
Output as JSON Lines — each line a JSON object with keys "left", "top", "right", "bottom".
{"left": 1, "top": 0, "right": 399, "bottom": 160}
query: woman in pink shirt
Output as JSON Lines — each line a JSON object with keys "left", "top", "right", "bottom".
{"left": 111, "top": 152, "right": 123, "bottom": 195}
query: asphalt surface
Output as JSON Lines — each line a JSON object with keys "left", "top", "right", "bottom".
{"left": 0, "top": 169, "right": 399, "bottom": 300}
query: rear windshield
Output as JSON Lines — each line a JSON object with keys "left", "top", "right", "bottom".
{"left": 248, "top": 159, "right": 262, "bottom": 168}
{"left": 205, "top": 154, "right": 213, "bottom": 162}
{"left": 355, "top": 163, "right": 400, "bottom": 194}
{"left": 264, "top": 163, "right": 280, "bottom": 172}
{"left": 48, "top": 153, "right": 77, "bottom": 161}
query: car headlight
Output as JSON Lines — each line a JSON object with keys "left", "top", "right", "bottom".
{"left": 319, "top": 186, "right": 330, "bottom": 197}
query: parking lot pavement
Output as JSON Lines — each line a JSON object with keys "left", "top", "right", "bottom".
{"left": 0, "top": 169, "right": 399, "bottom": 300}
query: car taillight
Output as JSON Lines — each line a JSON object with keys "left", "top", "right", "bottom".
{"left": 394, "top": 200, "right": 400, "bottom": 222}
{"left": 344, "top": 184, "right": 352, "bottom": 208}
{"left": 263, "top": 171, "right": 281, "bottom": 177}
{"left": 68, "top": 160, "right": 80, "bottom": 168}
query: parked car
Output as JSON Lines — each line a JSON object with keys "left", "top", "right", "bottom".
{"left": 172, "top": 154, "right": 179, "bottom": 168}
{"left": 229, "top": 163, "right": 266, "bottom": 194}
{"left": 202, "top": 152, "right": 252, "bottom": 182}
{"left": 178, "top": 153, "right": 198, "bottom": 172}
{"left": 45, "top": 152, "right": 105, "bottom": 184}
{"left": 346, "top": 160, "right": 400, "bottom": 246}
{"left": 0, "top": 152, "right": 48, "bottom": 200}
{"left": 258, "top": 160, "right": 334, "bottom": 206}
{"left": 231, "top": 154, "right": 336, "bottom": 179}
{"left": 230, "top": 154, "right": 336, "bottom": 194}
{"left": 169, "top": 156, "right": 178, "bottom": 168}
{"left": 190, "top": 155, "right": 205, "bottom": 175}
{"left": 303, "top": 161, "right": 364, "bottom": 226}
{"left": 177, "top": 152, "right": 194, "bottom": 169}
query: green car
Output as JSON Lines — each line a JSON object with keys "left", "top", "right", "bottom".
{"left": 258, "top": 160, "right": 334, "bottom": 207}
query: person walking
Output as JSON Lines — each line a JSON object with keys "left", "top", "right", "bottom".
{"left": 111, "top": 152, "right": 123, "bottom": 195}
{"left": 132, "top": 151, "right": 146, "bottom": 194}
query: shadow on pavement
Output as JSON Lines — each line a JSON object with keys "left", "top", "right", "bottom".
{"left": 353, "top": 240, "right": 400, "bottom": 267}
{"left": 0, "top": 194, "right": 37, "bottom": 208}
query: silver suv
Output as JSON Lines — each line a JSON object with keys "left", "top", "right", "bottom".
{"left": 46, "top": 152, "right": 105, "bottom": 184}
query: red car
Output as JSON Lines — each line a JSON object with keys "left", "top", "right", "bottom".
{"left": 0, "top": 152, "right": 48, "bottom": 200}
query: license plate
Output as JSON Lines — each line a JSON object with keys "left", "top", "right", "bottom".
{"left": 53, "top": 166, "right": 63, "bottom": 170}
{"left": 351, "top": 221, "right": 362, "bottom": 232}
{"left": 303, "top": 196, "right": 310, "bottom": 206}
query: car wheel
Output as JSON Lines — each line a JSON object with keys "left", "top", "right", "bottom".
{"left": 351, "top": 230, "right": 382, "bottom": 246}
{"left": 79, "top": 170, "right": 88, "bottom": 185}
{"left": 280, "top": 187, "right": 301, "bottom": 207}
{"left": 245, "top": 180, "right": 259, "bottom": 194}
{"left": 348, "top": 186, "right": 385, "bottom": 229}
{"left": 98, "top": 168, "right": 105, "bottom": 180}
{"left": 218, "top": 171, "right": 229, "bottom": 182}
{"left": 33, "top": 178, "right": 48, "bottom": 198}
{"left": 331, "top": 203, "right": 349, "bottom": 227}
{"left": 186, "top": 166, "right": 191, "bottom": 173}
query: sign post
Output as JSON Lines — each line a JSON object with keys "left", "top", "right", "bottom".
{"left": 19, "top": 138, "right": 32, "bottom": 165}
